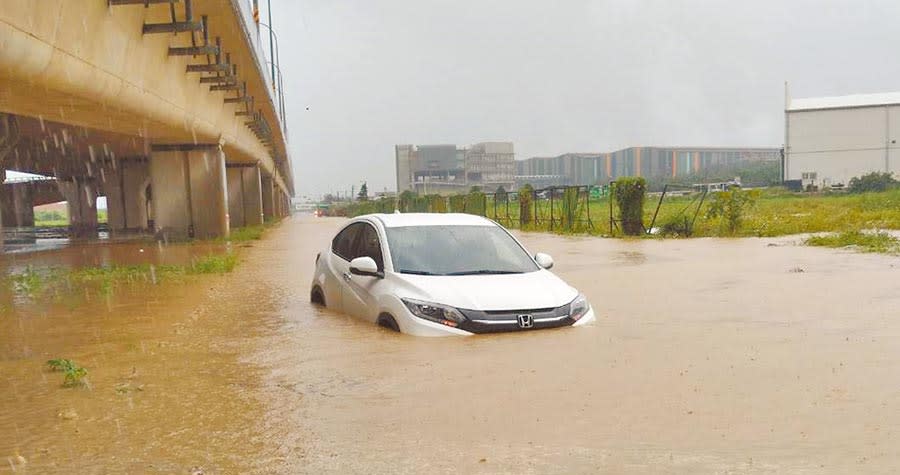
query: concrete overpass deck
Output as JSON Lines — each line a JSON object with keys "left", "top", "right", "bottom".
{"left": 0, "top": 0, "right": 294, "bottom": 242}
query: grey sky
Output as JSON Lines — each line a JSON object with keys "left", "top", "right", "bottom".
{"left": 269, "top": 0, "right": 900, "bottom": 198}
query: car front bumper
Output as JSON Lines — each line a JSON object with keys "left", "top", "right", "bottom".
{"left": 398, "top": 306, "right": 596, "bottom": 336}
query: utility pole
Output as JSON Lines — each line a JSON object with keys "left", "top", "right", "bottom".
{"left": 267, "top": 0, "right": 276, "bottom": 91}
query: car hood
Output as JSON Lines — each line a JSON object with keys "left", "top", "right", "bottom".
{"left": 393, "top": 269, "right": 578, "bottom": 311}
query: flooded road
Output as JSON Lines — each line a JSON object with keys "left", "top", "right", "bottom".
{"left": 3, "top": 216, "right": 900, "bottom": 473}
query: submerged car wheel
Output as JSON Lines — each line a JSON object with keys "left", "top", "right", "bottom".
{"left": 377, "top": 313, "right": 400, "bottom": 332}
{"left": 310, "top": 286, "right": 326, "bottom": 306}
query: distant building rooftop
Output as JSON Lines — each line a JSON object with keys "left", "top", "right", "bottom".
{"left": 788, "top": 92, "right": 900, "bottom": 112}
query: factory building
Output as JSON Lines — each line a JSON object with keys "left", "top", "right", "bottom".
{"left": 395, "top": 142, "right": 515, "bottom": 194}
{"left": 516, "top": 147, "right": 779, "bottom": 187}
{"left": 785, "top": 91, "right": 900, "bottom": 189}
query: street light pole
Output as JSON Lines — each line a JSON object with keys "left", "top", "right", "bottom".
{"left": 266, "top": 0, "right": 275, "bottom": 92}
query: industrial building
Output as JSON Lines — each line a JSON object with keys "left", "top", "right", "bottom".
{"left": 785, "top": 91, "right": 900, "bottom": 189}
{"left": 516, "top": 146, "right": 780, "bottom": 187}
{"left": 395, "top": 142, "right": 515, "bottom": 194}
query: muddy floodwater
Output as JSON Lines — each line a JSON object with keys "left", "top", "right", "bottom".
{"left": 2, "top": 216, "right": 900, "bottom": 474}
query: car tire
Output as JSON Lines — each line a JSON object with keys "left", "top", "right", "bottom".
{"left": 377, "top": 313, "right": 400, "bottom": 332}
{"left": 310, "top": 286, "right": 326, "bottom": 306}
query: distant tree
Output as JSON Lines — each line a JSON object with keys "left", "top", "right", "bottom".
{"left": 469, "top": 185, "right": 482, "bottom": 193}
{"left": 322, "top": 193, "right": 337, "bottom": 203}
{"left": 357, "top": 182, "right": 369, "bottom": 201}
{"left": 495, "top": 185, "right": 508, "bottom": 204}
{"left": 848, "top": 172, "right": 898, "bottom": 193}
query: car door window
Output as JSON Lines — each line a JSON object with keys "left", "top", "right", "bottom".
{"left": 354, "top": 223, "right": 384, "bottom": 271}
{"left": 332, "top": 223, "right": 364, "bottom": 261}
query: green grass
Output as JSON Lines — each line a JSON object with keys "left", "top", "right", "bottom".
{"left": 805, "top": 230, "right": 900, "bottom": 254}
{"left": 336, "top": 187, "right": 900, "bottom": 252}
{"left": 189, "top": 253, "right": 238, "bottom": 274}
{"left": 4, "top": 253, "right": 238, "bottom": 298}
{"left": 34, "top": 209, "right": 107, "bottom": 227}
{"left": 225, "top": 224, "right": 267, "bottom": 242}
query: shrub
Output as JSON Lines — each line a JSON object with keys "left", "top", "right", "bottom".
{"left": 398, "top": 190, "right": 416, "bottom": 212}
{"left": 560, "top": 187, "right": 581, "bottom": 230}
{"left": 426, "top": 194, "right": 447, "bottom": 213}
{"left": 705, "top": 186, "right": 760, "bottom": 235}
{"left": 848, "top": 171, "right": 898, "bottom": 193}
{"left": 614, "top": 177, "right": 646, "bottom": 235}
{"left": 659, "top": 215, "right": 694, "bottom": 237}
{"left": 518, "top": 184, "right": 534, "bottom": 226}
{"left": 448, "top": 195, "right": 466, "bottom": 213}
{"left": 495, "top": 185, "right": 508, "bottom": 203}
{"left": 466, "top": 190, "right": 486, "bottom": 216}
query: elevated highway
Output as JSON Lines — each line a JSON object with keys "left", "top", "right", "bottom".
{"left": 0, "top": 0, "right": 293, "bottom": 242}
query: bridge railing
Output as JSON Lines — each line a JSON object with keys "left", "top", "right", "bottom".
{"left": 232, "top": 0, "right": 288, "bottom": 135}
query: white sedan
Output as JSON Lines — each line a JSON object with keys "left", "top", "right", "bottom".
{"left": 310, "top": 213, "right": 595, "bottom": 336}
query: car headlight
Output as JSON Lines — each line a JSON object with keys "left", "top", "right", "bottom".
{"left": 402, "top": 298, "right": 467, "bottom": 328}
{"left": 568, "top": 293, "right": 590, "bottom": 321}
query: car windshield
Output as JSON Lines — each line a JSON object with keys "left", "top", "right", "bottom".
{"left": 385, "top": 225, "right": 539, "bottom": 276}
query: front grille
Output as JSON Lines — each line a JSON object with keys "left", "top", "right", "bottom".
{"left": 458, "top": 303, "right": 573, "bottom": 334}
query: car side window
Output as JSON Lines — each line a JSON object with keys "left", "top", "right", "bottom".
{"left": 354, "top": 223, "right": 385, "bottom": 271}
{"left": 332, "top": 223, "right": 363, "bottom": 261}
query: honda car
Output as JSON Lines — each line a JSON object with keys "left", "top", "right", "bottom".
{"left": 310, "top": 213, "right": 595, "bottom": 336}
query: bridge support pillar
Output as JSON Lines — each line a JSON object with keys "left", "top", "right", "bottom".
{"left": 226, "top": 164, "right": 264, "bottom": 228}
{"left": 148, "top": 144, "right": 229, "bottom": 240}
{"left": 261, "top": 173, "right": 275, "bottom": 222}
{"left": 103, "top": 158, "right": 150, "bottom": 234}
{"left": 56, "top": 177, "right": 99, "bottom": 239}
{"left": 1, "top": 182, "right": 36, "bottom": 228}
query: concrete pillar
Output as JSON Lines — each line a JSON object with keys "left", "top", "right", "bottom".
{"left": 261, "top": 174, "right": 275, "bottom": 222}
{"left": 189, "top": 148, "right": 230, "bottom": 239}
{"left": 226, "top": 165, "right": 264, "bottom": 228}
{"left": 102, "top": 158, "right": 150, "bottom": 234}
{"left": 243, "top": 165, "right": 264, "bottom": 226}
{"left": 226, "top": 167, "right": 245, "bottom": 228}
{"left": 1, "top": 182, "right": 35, "bottom": 228}
{"left": 56, "top": 177, "right": 99, "bottom": 239}
{"left": 148, "top": 145, "right": 229, "bottom": 240}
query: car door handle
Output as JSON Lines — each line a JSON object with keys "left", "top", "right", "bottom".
{"left": 342, "top": 272, "right": 351, "bottom": 282}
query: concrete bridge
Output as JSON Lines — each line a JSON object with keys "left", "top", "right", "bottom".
{"left": 0, "top": 0, "right": 293, "bottom": 244}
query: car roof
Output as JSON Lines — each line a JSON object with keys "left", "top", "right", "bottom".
{"left": 362, "top": 213, "right": 496, "bottom": 228}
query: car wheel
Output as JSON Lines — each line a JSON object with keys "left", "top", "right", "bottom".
{"left": 310, "top": 286, "right": 326, "bottom": 306}
{"left": 377, "top": 313, "right": 400, "bottom": 332}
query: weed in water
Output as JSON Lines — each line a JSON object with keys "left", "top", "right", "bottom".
{"left": 10, "top": 266, "right": 45, "bottom": 295}
{"left": 189, "top": 253, "right": 238, "bottom": 274}
{"left": 46, "top": 358, "right": 89, "bottom": 387}
{"left": 226, "top": 225, "right": 266, "bottom": 242}
{"left": 805, "top": 230, "right": 900, "bottom": 254}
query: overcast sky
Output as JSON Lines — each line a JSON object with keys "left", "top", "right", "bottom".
{"left": 268, "top": 0, "right": 900, "bottom": 198}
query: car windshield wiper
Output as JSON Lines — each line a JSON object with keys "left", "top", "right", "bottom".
{"left": 398, "top": 269, "right": 443, "bottom": 276}
{"left": 445, "top": 269, "right": 523, "bottom": 276}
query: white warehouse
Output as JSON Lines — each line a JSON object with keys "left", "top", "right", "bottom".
{"left": 785, "top": 91, "right": 900, "bottom": 188}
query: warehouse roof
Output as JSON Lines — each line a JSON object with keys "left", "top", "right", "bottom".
{"left": 788, "top": 91, "right": 900, "bottom": 112}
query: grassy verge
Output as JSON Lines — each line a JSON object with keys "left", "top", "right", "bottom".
{"left": 336, "top": 187, "right": 900, "bottom": 239}
{"left": 5, "top": 253, "right": 239, "bottom": 298}
{"left": 805, "top": 231, "right": 900, "bottom": 254}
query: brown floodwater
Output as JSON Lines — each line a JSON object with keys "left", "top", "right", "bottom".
{"left": 2, "top": 216, "right": 900, "bottom": 474}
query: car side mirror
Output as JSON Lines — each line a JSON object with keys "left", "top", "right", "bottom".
{"left": 534, "top": 252, "right": 554, "bottom": 269}
{"left": 349, "top": 256, "right": 383, "bottom": 278}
